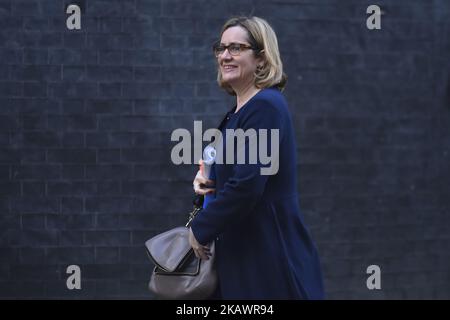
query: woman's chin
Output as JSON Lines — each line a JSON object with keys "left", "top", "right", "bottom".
{"left": 222, "top": 76, "right": 238, "bottom": 86}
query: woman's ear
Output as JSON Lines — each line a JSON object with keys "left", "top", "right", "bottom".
{"left": 256, "top": 49, "right": 265, "bottom": 65}
{"left": 257, "top": 58, "right": 265, "bottom": 69}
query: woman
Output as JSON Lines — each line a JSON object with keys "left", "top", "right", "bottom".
{"left": 190, "top": 16, "right": 325, "bottom": 299}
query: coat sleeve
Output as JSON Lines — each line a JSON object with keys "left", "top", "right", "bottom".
{"left": 191, "top": 97, "right": 285, "bottom": 245}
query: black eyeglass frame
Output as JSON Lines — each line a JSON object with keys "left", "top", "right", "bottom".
{"left": 212, "top": 42, "right": 259, "bottom": 57}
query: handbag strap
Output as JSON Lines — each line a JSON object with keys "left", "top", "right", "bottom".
{"left": 185, "top": 194, "right": 204, "bottom": 227}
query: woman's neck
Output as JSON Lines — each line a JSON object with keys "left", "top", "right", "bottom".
{"left": 234, "top": 83, "right": 261, "bottom": 113}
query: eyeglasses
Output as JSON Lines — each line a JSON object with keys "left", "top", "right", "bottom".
{"left": 213, "top": 42, "right": 257, "bottom": 58}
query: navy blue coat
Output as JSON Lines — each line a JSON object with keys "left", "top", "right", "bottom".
{"left": 191, "top": 87, "right": 325, "bottom": 299}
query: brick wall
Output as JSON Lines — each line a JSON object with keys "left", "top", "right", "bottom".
{"left": 0, "top": 0, "right": 449, "bottom": 299}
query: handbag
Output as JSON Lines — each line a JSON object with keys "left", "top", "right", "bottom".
{"left": 145, "top": 195, "right": 217, "bottom": 300}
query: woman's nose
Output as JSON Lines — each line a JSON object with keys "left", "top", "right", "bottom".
{"left": 219, "top": 48, "right": 233, "bottom": 60}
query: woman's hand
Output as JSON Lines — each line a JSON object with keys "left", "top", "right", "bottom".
{"left": 189, "top": 228, "right": 211, "bottom": 260}
{"left": 193, "top": 159, "right": 215, "bottom": 195}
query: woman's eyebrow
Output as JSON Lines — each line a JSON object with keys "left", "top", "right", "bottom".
{"left": 219, "top": 42, "right": 247, "bottom": 45}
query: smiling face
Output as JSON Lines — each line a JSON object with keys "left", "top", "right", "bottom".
{"left": 217, "top": 26, "right": 262, "bottom": 91}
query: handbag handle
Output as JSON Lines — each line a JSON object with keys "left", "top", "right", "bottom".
{"left": 185, "top": 194, "right": 204, "bottom": 227}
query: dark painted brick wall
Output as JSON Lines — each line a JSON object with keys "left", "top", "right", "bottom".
{"left": 0, "top": 0, "right": 449, "bottom": 299}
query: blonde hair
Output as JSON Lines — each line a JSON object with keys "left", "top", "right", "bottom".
{"left": 216, "top": 16, "right": 287, "bottom": 95}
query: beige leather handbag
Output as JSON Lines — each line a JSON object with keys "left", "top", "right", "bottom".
{"left": 145, "top": 198, "right": 217, "bottom": 300}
